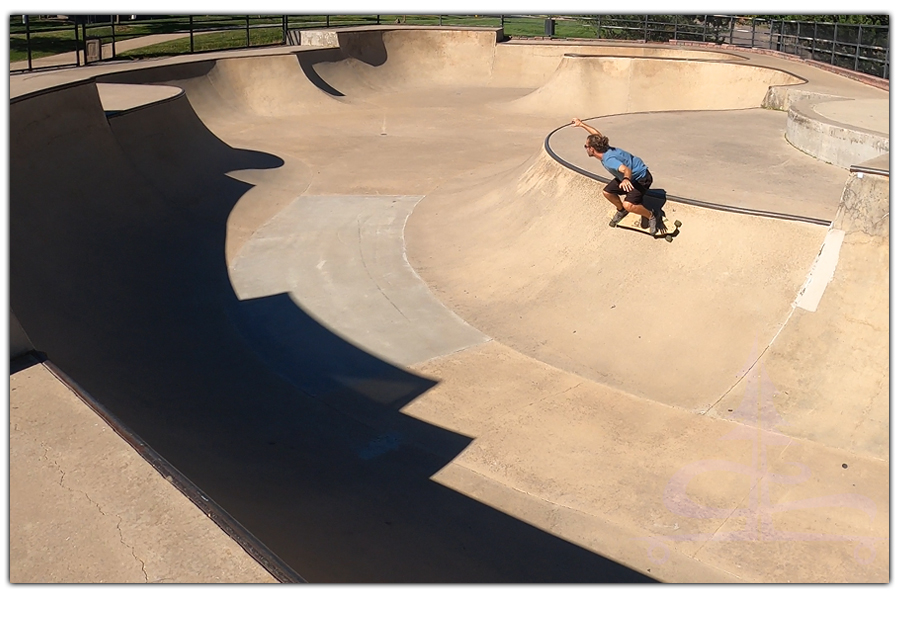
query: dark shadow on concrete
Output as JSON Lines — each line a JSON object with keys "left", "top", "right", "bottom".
{"left": 9, "top": 351, "right": 45, "bottom": 375}
{"left": 644, "top": 188, "right": 668, "bottom": 215}
{"left": 96, "top": 59, "right": 217, "bottom": 85}
{"left": 10, "top": 81, "right": 656, "bottom": 583}
{"left": 339, "top": 30, "right": 388, "bottom": 66}
{"left": 295, "top": 48, "right": 346, "bottom": 97}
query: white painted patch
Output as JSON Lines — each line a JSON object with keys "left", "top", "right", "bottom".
{"left": 793, "top": 228, "right": 845, "bottom": 312}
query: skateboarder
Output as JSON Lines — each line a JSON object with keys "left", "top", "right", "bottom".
{"left": 572, "top": 118, "right": 665, "bottom": 235}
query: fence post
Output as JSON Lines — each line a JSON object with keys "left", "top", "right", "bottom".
{"left": 189, "top": 15, "right": 194, "bottom": 53}
{"left": 25, "top": 15, "right": 33, "bottom": 71}
{"left": 728, "top": 16, "right": 734, "bottom": 44}
{"left": 246, "top": 15, "right": 251, "bottom": 48}
{"left": 883, "top": 35, "right": 889, "bottom": 79}
{"left": 750, "top": 17, "right": 756, "bottom": 47}
{"left": 811, "top": 21, "right": 817, "bottom": 60}
{"left": 702, "top": 15, "right": 707, "bottom": 43}
{"left": 83, "top": 21, "right": 89, "bottom": 63}
{"left": 831, "top": 23, "right": 837, "bottom": 65}
{"left": 644, "top": 15, "right": 649, "bottom": 41}
{"left": 110, "top": 16, "right": 116, "bottom": 59}
{"left": 77, "top": 20, "right": 84, "bottom": 66}
{"left": 855, "top": 25, "right": 863, "bottom": 72}
{"left": 282, "top": 15, "right": 287, "bottom": 45}
{"left": 326, "top": 15, "right": 330, "bottom": 28}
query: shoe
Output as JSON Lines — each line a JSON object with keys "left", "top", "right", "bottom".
{"left": 648, "top": 216, "right": 658, "bottom": 235}
{"left": 609, "top": 209, "right": 628, "bottom": 227}
{"left": 640, "top": 216, "right": 650, "bottom": 229}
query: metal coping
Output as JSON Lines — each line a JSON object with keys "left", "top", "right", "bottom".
{"left": 38, "top": 355, "right": 307, "bottom": 584}
{"left": 849, "top": 163, "right": 890, "bottom": 178}
{"left": 544, "top": 123, "right": 832, "bottom": 227}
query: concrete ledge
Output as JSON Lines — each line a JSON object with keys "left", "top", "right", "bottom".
{"left": 290, "top": 29, "right": 339, "bottom": 47}
{"left": 833, "top": 168, "right": 890, "bottom": 237}
{"left": 786, "top": 97, "right": 889, "bottom": 169}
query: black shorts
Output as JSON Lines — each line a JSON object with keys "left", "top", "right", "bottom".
{"left": 604, "top": 171, "right": 653, "bottom": 205}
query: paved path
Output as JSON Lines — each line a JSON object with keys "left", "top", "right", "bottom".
{"left": 10, "top": 32, "right": 194, "bottom": 71}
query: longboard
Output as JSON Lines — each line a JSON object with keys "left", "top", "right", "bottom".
{"left": 615, "top": 215, "right": 682, "bottom": 242}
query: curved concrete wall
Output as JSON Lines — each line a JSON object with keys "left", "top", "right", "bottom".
{"left": 786, "top": 98, "right": 889, "bottom": 169}
{"left": 490, "top": 42, "right": 740, "bottom": 88}
{"left": 205, "top": 55, "right": 348, "bottom": 116}
{"left": 405, "top": 148, "right": 826, "bottom": 410}
{"left": 499, "top": 54, "right": 804, "bottom": 116}
{"left": 331, "top": 28, "right": 501, "bottom": 89}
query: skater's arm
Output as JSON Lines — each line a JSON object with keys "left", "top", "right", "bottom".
{"left": 572, "top": 118, "right": 602, "bottom": 136}
{"left": 617, "top": 164, "right": 634, "bottom": 191}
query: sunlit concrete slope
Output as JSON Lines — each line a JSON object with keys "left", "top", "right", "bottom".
{"left": 202, "top": 55, "right": 349, "bottom": 116}
{"left": 708, "top": 163, "right": 889, "bottom": 461}
{"left": 487, "top": 40, "right": 740, "bottom": 88}
{"left": 405, "top": 148, "right": 827, "bottom": 411}
{"left": 312, "top": 28, "right": 745, "bottom": 98}
{"left": 11, "top": 79, "right": 657, "bottom": 583}
{"left": 322, "top": 27, "right": 502, "bottom": 91}
{"left": 499, "top": 54, "right": 804, "bottom": 116}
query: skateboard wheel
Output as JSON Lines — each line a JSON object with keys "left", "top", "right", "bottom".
{"left": 665, "top": 235, "right": 673, "bottom": 242}
{"left": 674, "top": 220, "right": 682, "bottom": 228}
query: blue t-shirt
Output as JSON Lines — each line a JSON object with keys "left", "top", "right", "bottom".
{"left": 601, "top": 148, "right": 649, "bottom": 181}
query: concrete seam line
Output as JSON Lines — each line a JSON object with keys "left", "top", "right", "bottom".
{"left": 40, "top": 358, "right": 307, "bottom": 584}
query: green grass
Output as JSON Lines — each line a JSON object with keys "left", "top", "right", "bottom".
{"left": 117, "top": 27, "right": 286, "bottom": 58}
{"left": 8, "top": 14, "right": 649, "bottom": 64}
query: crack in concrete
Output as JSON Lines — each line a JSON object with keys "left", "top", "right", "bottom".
{"left": 46, "top": 446, "right": 150, "bottom": 582}
{"left": 526, "top": 381, "right": 584, "bottom": 408}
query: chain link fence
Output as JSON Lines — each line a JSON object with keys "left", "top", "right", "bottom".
{"left": 9, "top": 14, "right": 889, "bottom": 81}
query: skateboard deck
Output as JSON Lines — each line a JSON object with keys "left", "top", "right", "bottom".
{"left": 615, "top": 215, "right": 682, "bottom": 242}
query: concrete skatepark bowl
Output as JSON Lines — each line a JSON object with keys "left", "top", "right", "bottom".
{"left": 9, "top": 27, "right": 889, "bottom": 583}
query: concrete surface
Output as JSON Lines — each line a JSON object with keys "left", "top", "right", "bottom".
{"left": 547, "top": 108, "right": 848, "bottom": 222}
{"left": 8, "top": 27, "right": 889, "bottom": 584}
{"left": 787, "top": 98, "right": 889, "bottom": 169}
{"left": 229, "top": 195, "right": 489, "bottom": 367}
{"left": 9, "top": 356, "right": 277, "bottom": 583}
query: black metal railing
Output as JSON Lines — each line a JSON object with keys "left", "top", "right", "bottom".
{"left": 767, "top": 18, "right": 889, "bottom": 79}
{"left": 9, "top": 14, "right": 889, "bottom": 80}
